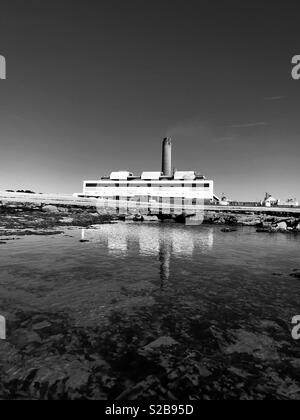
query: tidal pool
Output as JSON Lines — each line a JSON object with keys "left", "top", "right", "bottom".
{"left": 0, "top": 223, "right": 300, "bottom": 399}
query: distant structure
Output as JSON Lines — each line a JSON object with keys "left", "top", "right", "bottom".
{"left": 82, "top": 138, "right": 216, "bottom": 223}
{"left": 282, "top": 198, "right": 299, "bottom": 207}
{"left": 219, "top": 193, "right": 230, "bottom": 206}
{"left": 261, "top": 193, "right": 299, "bottom": 208}
{"left": 262, "top": 193, "right": 278, "bottom": 207}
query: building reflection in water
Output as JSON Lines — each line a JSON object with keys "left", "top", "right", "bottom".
{"left": 159, "top": 242, "right": 172, "bottom": 289}
{"left": 81, "top": 224, "right": 214, "bottom": 286}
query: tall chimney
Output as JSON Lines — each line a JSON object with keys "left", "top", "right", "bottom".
{"left": 162, "top": 137, "right": 172, "bottom": 178}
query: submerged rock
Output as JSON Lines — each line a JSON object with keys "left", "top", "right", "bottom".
{"left": 224, "top": 329, "right": 280, "bottom": 361}
{"left": 10, "top": 329, "right": 42, "bottom": 348}
{"left": 143, "top": 336, "right": 179, "bottom": 351}
{"left": 32, "top": 321, "right": 52, "bottom": 332}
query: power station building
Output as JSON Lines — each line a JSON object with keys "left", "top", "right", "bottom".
{"left": 82, "top": 139, "right": 215, "bottom": 217}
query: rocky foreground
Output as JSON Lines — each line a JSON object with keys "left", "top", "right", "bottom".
{"left": 1, "top": 281, "right": 300, "bottom": 400}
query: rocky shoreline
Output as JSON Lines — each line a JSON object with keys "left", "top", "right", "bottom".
{"left": 203, "top": 211, "right": 300, "bottom": 233}
{"left": 1, "top": 201, "right": 300, "bottom": 234}
{"left": 0, "top": 201, "right": 114, "bottom": 235}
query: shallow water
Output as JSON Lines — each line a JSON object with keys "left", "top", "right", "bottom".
{"left": 1, "top": 223, "right": 300, "bottom": 399}
{"left": 0, "top": 223, "right": 299, "bottom": 327}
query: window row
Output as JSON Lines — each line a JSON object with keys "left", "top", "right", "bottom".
{"left": 86, "top": 183, "right": 210, "bottom": 188}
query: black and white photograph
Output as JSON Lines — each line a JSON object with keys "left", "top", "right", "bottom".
{"left": 0, "top": 0, "right": 300, "bottom": 404}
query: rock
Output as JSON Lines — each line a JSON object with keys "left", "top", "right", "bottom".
{"left": 257, "top": 227, "right": 272, "bottom": 233}
{"left": 290, "top": 359, "right": 300, "bottom": 369}
{"left": 228, "top": 367, "right": 252, "bottom": 379}
{"left": 215, "top": 218, "right": 226, "bottom": 225}
{"left": 143, "top": 336, "right": 179, "bottom": 351}
{"left": 143, "top": 215, "right": 159, "bottom": 222}
{"left": 65, "top": 368, "right": 91, "bottom": 393}
{"left": 32, "top": 321, "right": 52, "bottom": 332}
{"left": 0, "top": 340, "right": 21, "bottom": 364}
{"left": 276, "top": 222, "right": 288, "bottom": 231}
{"left": 133, "top": 214, "right": 144, "bottom": 222}
{"left": 116, "top": 376, "right": 159, "bottom": 400}
{"left": 7, "top": 354, "right": 94, "bottom": 399}
{"left": 197, "top": 366, "right": 212, "bottom": 378}
{"left": 42, "top": 205, "right": 59, "bottom": 214}
{"left": 224, "top": 329, "right": 280, "bottom": 361}
{"left": 226, "top": 215, "right": 239, "bottom": 224}
{"left": 10, "top": 329, "right": 42, "bottom": 348}
{"left": 59, "top": 217, "right": 74, "bottom": 224}
{"left": 242, "top": 220, "right": 261, "bottom": 226}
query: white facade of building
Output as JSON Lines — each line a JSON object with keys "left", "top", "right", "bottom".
{"left": 83, "top": 171, "right": 214, "bottom": 215}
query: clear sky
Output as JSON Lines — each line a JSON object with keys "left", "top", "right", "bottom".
{"left": 0, "top": 0, "right": 299, "bottom": 201}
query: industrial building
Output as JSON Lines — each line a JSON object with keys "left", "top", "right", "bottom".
{"left": 82, "top": 138, "right": 215, "bottom": 221}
